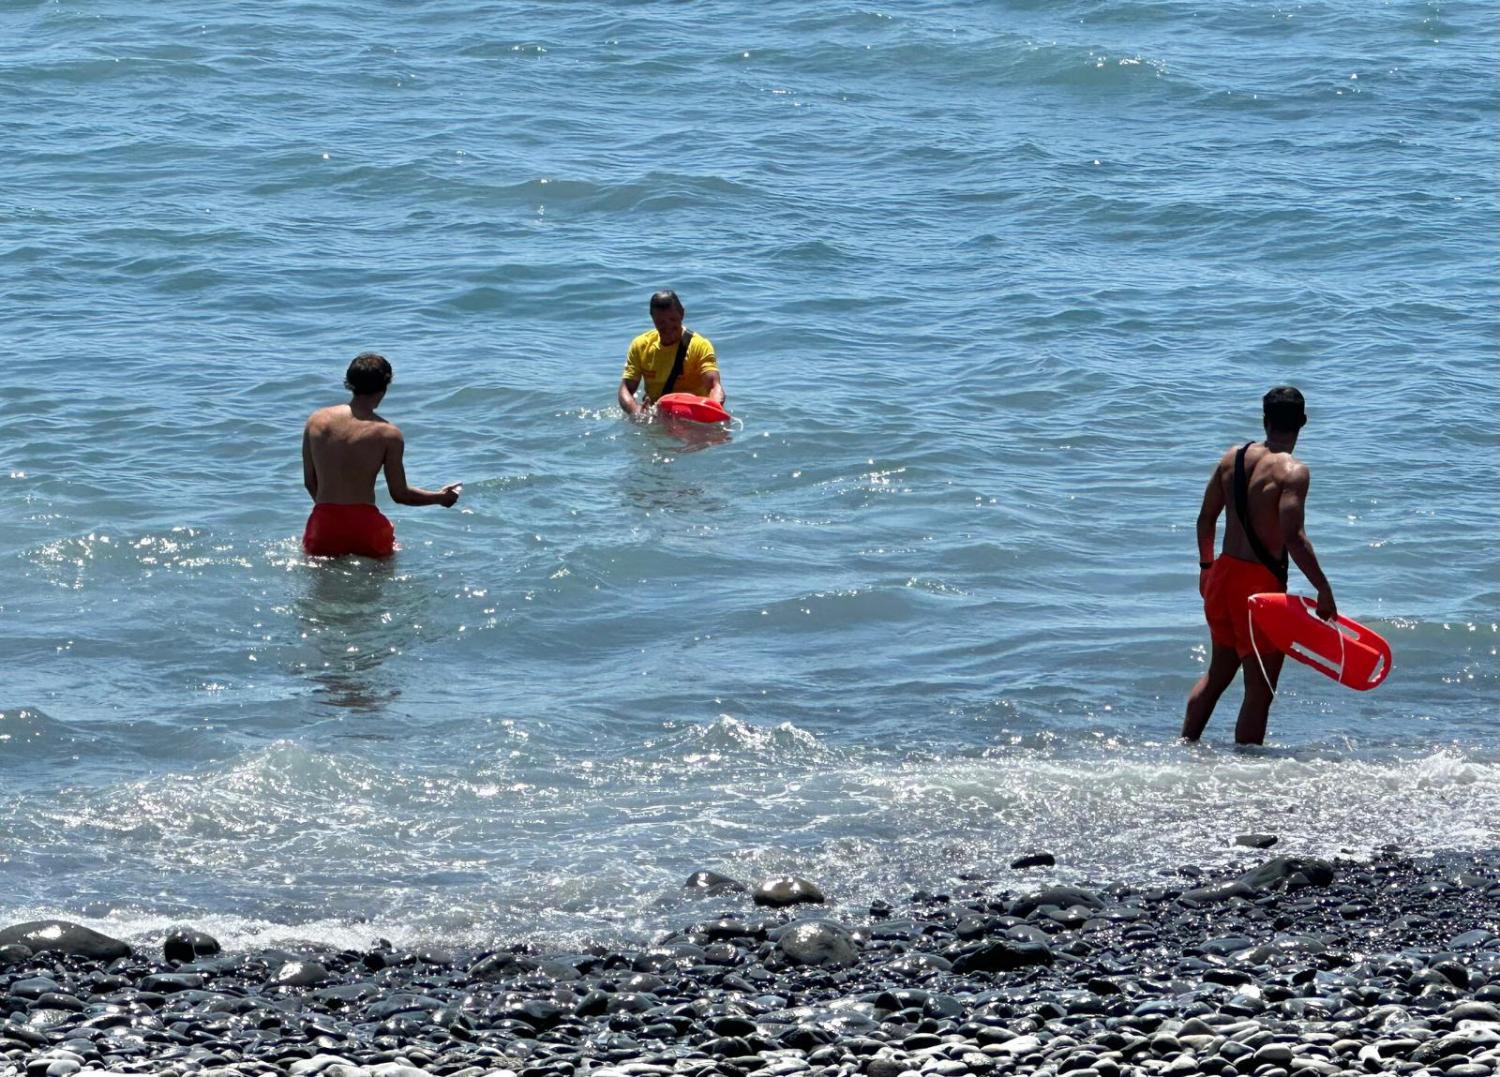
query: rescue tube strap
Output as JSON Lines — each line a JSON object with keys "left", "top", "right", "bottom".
{"left": 661, "top": 330, "right": 695, "bottom": 398}
{"left": 1234, "top": 441, "right": 1289, "bottom": 586}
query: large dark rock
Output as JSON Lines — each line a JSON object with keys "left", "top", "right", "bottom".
{"left": 164, "top": 927, "right": 221, "bottom": 963}
{"left": 0, "top": 920, "right": 131, "bottom": 961}
{"left": 775, "top": 919, "right": 859, "bottom": 969}
{"left": 753, "top": 877, "right": 826, "bottom": 907}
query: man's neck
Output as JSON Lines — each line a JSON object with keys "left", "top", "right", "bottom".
{"left": 1264, "top": 431, "right": 1297, "bottom": 453}
{"left": 349, "top": 393, "right": 382, "bottom": 418}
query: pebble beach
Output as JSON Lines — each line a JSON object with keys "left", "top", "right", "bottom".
{"left": 5, "top": 846, "right": 1499, "bottom": 1077}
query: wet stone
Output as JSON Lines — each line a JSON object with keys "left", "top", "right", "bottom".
{"left": 950, "top": 941, "right": 1053, "bottom": 973}
{"left": 776, "top": 920, "right": 860, "bottom": 969}
{"left": 753, "top": 878, "right": 826, "bottom": 908}
{"left": 1448, "top": 930, "right": 1495, "bottom": 949}
{"left": 1009, "top": 888, "right": 1104, "bottom": 918}
{"left": 1010, "top": 853, "right": 1056, "bottom": 870}
{"left": 140, "top": 974, "right": 206, "bottom": 994}
{"left": 0, "top": 921, "right": 131, "bottom": 961}
{"left": 1235, "top": 834, "right": 1279, "bottom": 849}
{"left": 163, "top": 928, "right": 221, "bottom": 964}
{"left": 267, "top": 961, "right": 332, "bottom": 988}
{"left": 8, "top": 979, "right": 60, "bottom": 1000}
{"left": 685, "top": 871, "right": 748, "bottom": 896}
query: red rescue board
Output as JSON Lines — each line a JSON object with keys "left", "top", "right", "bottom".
{"left": 1247, "top": 592, "right": 1392, "bottom": 691}
{"left": 656, "top": 393, "right": 731, "bottom": 424}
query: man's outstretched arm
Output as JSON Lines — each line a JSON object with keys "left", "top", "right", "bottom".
{"left": 1279, "top": 465, "right": 1336, "bottom": 619}
{"left": 383, "top": 433, "right": 460, "bottom": 507}
{"left": 701, "top": 369, "right": 725, "bottom": 405}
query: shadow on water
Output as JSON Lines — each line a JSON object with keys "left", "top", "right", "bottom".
{"left": 292, "top": 556, "right": 407, "bottom": 716}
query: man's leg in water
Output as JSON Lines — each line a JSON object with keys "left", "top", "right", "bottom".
{"left": 1235, "top": 650, "right": 1285, "bottom": 745}
{"left": 1182, "top": 643, "right": 1242, "bottom": 740}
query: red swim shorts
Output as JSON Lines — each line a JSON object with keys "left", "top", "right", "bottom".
{"left": 302, "top": 503, "right": 395, "bottom": 559}
{"left": 1203, "top": 554, "right": 1285, "bottom": 659}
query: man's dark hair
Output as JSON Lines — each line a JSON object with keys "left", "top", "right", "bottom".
{"left": 1263, "top": 385, "right": 1307, "bottom": 432}
{"left": 345, "top": 352, "right": 393, "bottom": 396}
{"left": 649, "top": 289, "right": 683, "bottom": 312}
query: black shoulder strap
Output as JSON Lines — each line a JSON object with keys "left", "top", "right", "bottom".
{"left": 1234, "top": 441, "right": 1289, "bottom": 584}
{"left": 661, "top": 331, "right": 693, "bottom": 397}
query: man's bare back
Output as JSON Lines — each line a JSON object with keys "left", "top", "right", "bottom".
{"left": 303, "top": 404, "right": 400, "bottom": 505}
{"left": 1210, "top": 442, "right": 1308, "bottom": 563}
{"left": 300, "top": 353, "right": 459, "bottom": 560}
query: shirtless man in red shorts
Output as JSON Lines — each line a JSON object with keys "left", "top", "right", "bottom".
{"left": 301, "top": 353, "right": 460, "bottom": 558}
{"left": 1182, "top": 386, "right": 1337, "bottom": 745}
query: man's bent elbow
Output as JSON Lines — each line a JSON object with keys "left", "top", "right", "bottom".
{"left": 1284, "top": 531, "right": 1312, "bottom": 559}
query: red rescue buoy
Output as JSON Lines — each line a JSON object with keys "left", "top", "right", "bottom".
{"left": 1247, "top": 593, "right": 1392, "bottom": 691}
{"left": 655, "top": 392, "right": 731, "bottom": 424}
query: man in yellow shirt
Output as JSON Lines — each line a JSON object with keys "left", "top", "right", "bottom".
{"left": 617, "top": 290, "right": 725, "bottom": 417}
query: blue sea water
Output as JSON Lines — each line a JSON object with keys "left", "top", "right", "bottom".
{"left": 1, "top": 0, "right": 1496, "bottom": 951}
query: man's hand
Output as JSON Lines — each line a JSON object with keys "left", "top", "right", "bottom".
{"left": 439, "top": 483, "right": 462, "bottom": 508}
{"left": 1315, "top": 586, "right": 1337, "bottom": 622}
{"left": 1199, "top": 567, "right": 1211, "bottom": 598}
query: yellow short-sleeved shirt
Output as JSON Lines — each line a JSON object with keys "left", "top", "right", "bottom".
{"left": 622, "top": 329, "right": 718, "bottom": 400}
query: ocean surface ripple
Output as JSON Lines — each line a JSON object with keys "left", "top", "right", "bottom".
{"left": 1, "top": 0, "right": 1495, "bottom": 949}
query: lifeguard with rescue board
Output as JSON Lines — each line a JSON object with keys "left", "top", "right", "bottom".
{"left": 617, "top": 289, "right": 730, "bottom": 423}
{"left": 1181, "top": 386, "right": 1385, "bottom": 746}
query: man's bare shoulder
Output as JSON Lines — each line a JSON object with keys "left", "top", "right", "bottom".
{"left": 306, "top": 405, "right": 398, "bottom": 439}
{"left": 305, "top": 404, "right": 349, "bottom": 431}
{"left": 1276, "top": 454, "right": 1310, "bottom": 487}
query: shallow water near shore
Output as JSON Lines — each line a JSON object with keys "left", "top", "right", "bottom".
{"left": 1, "top": 0, "right": 1496, "bottom": 951}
